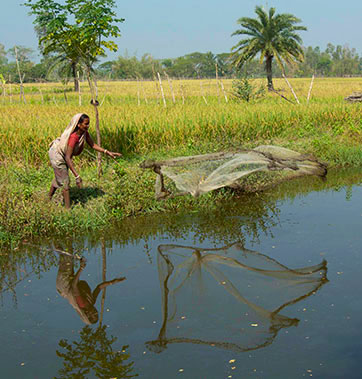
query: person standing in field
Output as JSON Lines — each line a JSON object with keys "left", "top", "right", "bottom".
{"left": 48, "top": 113, "right": 122, "bottom": 208}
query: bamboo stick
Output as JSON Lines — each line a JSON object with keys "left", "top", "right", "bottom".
{"left": 219, "top": 80, "right": 228, "bottom": 103}
{"left": 200, "top": 80, "right": 208, "bottom": 105}
{"left": 164, "top": 72, "right": 176, "bottom": 104}
{"left": 86, "top": 68, "right": 102, "bottom": 177}
{"left": 179, "top": 81, "right": 185, "bottom": 105}
{"left": 77, "top": 71, "right": 82, "bottom": 106}
{"left": 307, "top": 74, "right": 315, "bottom": 104}
{"left": 99, "top": 240, "right": 107, "bottom": 326}
{"left": 157, "top": 72, "right": 167, "bottom": 107}
{"left": 270, "top": 88, "right": 295, "bottom": 104}
{"left": 14, "top": 46, "right": 26, "bottom": 104}
{"left": 282, "top": 73, "right": 299, "bottom": 104}
{"left": 8, "top": 75, "right": 12, "bottom": 104}
{"left": 215, "top": 64, "right": 220, "bottom": 102}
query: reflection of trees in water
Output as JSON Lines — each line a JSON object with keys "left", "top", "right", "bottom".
{"left": 146, "top": 242, "right": 328, "bottom": 353}
{"left": 55, "top": 240, "right": 137, "bottom": 378}
{"left": 0, "top": 245, "right": 57, "bottom": 305}
{"left": 89, "top": 191, "right": 281, "bottom": 252}
{"left": 1, "top": 190, "right": 281, "bottom": 305}
{"left": 56, "top": 325, "right": 137, "bottom": 379}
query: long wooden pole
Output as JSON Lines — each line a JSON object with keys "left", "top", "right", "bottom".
{"left": 307, "top": 74, "right": 315, "bottom": 104}
{"left": 14, "top": 46, "right": 26, "bottom": 104}
{"left": 8, "top": 75, "right": 12, "bottom": 104}
{"left": 77, "top": 71, "right": 82, "bottom": 106}
{"left": 215, "top": 63, "right": 220, "bottom": 103}
{"left": 157, "top": 72, "right": 167, "bottom": 107}
{"left": 270, "top": 88, "right": 295, "bottom": 104}
{"left": 99, "top": 240, "right": 107, "bottom": 326}
{"left": 86, "top": 68, "right": 102, "bottom": 177}
{"left": 282, "top": 73, "right": 299, "bottom": 104}
{"left": 200, "top": 80, "right": 208, "bottom": 105}
{"left": 165, "top": 72, "right": 176, "bottom": 104}
{"left": 219, "top": 80, "right": 228, "bottom": 103}
{"left": 179, "top": 80, "right": 185, "bottom": 105}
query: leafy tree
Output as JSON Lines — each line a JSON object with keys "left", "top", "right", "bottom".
{"left": 96, "top": 61, "right": 114, "bottom": 78}
{"left": 215, "top": 53, "right": 234, "bottom": 77}
{"left": 24, "top": 0, "right": 124, "bottom": 90}
{"left": 8, "top": 45, "right": 34, "bottom": 63}
{"left": 0, "top": 43, "right": 7, "bottom": 66}
{"left": 231, "top": 5, "right": 307, "bottom": 90}
{"left": 165, "top": 52, "right": 218, "bottom": 78}
{"left": 6, "top": 46, "right": 35, "bottom": 83}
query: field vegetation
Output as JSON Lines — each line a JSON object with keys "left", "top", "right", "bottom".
{"left": 0, "top": 77, "right": 361, "bottom": 248}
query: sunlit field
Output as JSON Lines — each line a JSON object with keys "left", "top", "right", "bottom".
{"left": 1, "top": 77, "right": 361, "bottom": 166}
{"left": 0, "top": 76, "right": 361, "bottom": 247}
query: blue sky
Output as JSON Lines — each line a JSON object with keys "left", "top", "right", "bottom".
{"left": 1, "top": 0, "right": 361, "bottom": 61}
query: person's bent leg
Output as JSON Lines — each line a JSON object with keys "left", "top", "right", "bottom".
{"left": 63, "top": 189, "right": 71, "bottom": 208}
{"left": 49, "top": 184, "right": 57, "bottom": 199}
{"left": 62, "top": 176, "right": 71, "bottom": 208}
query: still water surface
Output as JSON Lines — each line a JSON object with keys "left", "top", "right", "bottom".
{"left": 1, "top": 170, "right": 361, "bottom": 378}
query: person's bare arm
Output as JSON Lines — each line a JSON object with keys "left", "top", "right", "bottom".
{"left": 86, "top": 132, "right": 122, "bottom": 159}
{"left": 91, "top": 277, "right": 126, "bottom": 304}
{"left": 71, "top": 258, "right": 87, "bottom": 294}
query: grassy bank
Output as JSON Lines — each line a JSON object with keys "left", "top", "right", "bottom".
{"left": 0, "top": 78, "right": 361, "bottom": 247}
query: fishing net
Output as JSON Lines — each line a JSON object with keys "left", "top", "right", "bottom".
{"left": 146, "top": 242, "right": 327, "bottom": 353}
{"left": 140, "top": 145, "right": 327, "bottom": 198}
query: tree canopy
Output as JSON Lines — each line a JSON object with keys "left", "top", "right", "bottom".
{"left": 0, "top": 43, "right": 361, "bottom": 83}
{"left": 231, "top": 5, "right": 307, "bottom": 89}
{"left": 24, "top": 0, "right": 124, "bottom": 90}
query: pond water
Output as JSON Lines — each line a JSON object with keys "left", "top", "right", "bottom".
{"left": 1, "top": 169, "right": 361, "bottom": 379}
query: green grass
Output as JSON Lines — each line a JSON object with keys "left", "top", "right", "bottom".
{"left": 0, "top": 78, "right": 361, "bottom": 248}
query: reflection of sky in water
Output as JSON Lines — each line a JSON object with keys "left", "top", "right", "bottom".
{"left": 0, "top": 179, "right": 361, "bottom": 378}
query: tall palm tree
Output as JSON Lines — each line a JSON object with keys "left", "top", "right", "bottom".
{"left": 231, "top": 6, "right": 307, "bottom": 90}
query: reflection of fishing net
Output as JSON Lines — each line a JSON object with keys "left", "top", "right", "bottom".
{"left": 146, "top": 242, "right": 328, "bottom": 353}
{"left": 140, "top": 145, "right": 327, "bottom": 197}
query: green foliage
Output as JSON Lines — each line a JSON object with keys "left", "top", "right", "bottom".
{"left": 1, "top": 44, "right": 362, "bottom": 82}
{"left": 0, "top": 43, "right": 7, "bottom": 66}
{"left": 231, "top": 77, "right": 265, "bottom": 102}
{"left": 24, "top": 0, "right": 124, "bottom": 86}
{"left": 231, "top": 6, "right": 307, "bottom": 88}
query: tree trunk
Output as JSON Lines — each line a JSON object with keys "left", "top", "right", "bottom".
{"left": 71, "top": 62, "right": 79, "bottom": 92}
{"left": 265, "top": 55, "right": 274, "bottom": 91}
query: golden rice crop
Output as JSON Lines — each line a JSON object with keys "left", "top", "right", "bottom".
{"left": 0, "top": 77, "right": 361, "bottom": 165}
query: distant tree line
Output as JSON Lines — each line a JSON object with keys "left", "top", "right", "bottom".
{"left": 0, "top": 42, "right": 361, "bottom": 84}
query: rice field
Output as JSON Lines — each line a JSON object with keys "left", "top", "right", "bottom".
{"left": 0, "top": 76, "right": 361, "bottom": 247}
{"left": 0, "top": 77, "right": 361, "bottom": 166}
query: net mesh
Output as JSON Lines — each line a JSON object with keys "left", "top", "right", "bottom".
{"left": 156, "top": 145, "right": 326, "bottom": 196}
{"left": 146, "top": 242, "right": 328, "bottom": 353}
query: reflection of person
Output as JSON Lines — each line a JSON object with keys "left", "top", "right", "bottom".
{"left": 48, "top": 113, "right": 122, "bottom": 208}
{"left": 56, "top": 254, "right": 125, "bottom": 324}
